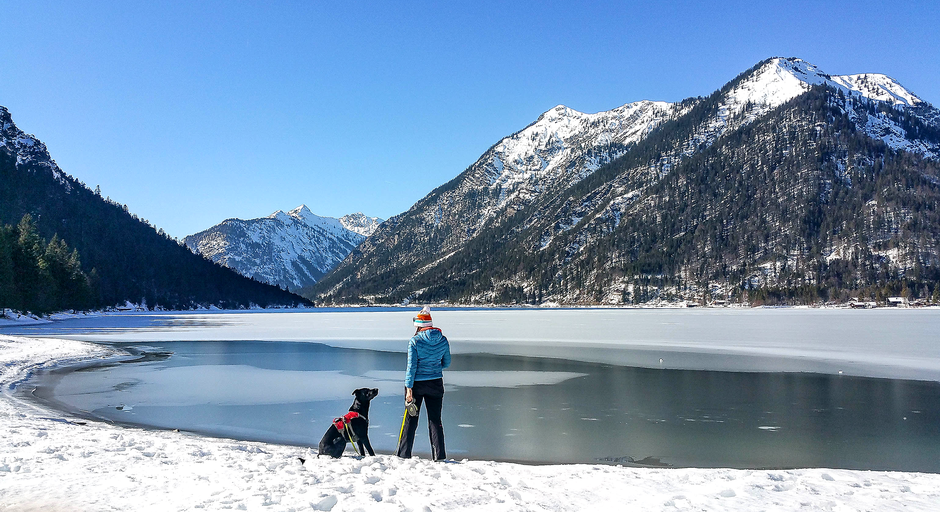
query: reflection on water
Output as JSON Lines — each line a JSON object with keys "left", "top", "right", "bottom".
{"left": 30, "top": 340, "right": 940, "bottom": 472}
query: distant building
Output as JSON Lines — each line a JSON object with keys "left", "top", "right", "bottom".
{"left": 887, "top": 297, "right": 909, "bottom": 307}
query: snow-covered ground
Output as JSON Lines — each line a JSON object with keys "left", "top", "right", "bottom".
{"left": 0, "top": 309, "right": 109, "bottom": 328}
{"left": 2, "top": 334, "right": 939, "bottom": 511}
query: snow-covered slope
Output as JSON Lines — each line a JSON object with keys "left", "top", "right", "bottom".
{"left": 315, "top": 57, "right": 940, "bottom": 304}
{"left": 702, "top": 57, "right": 939, "bottom": 158}
{"left": 475, "top": 100, "right": 680, "bottom": 220}
{"left": 183, "top": 206, "right": 382, "bottom": 292}
{"left": 275, "top": 205, "right": 382, "bottom": 241}
{"left": 721, "top": 58, "right": 926, "bottom": 119}
{"left": 338, "top": 211, "right": 384, "bottom": 237}
{"left": 358, "top": 100, "right": 688, "bottom": 265}
{"left": 0, "top": 106, "right": 71, "bottom": 191}
{"left": 476, "top": 57, "right": 936, "bottom": 224}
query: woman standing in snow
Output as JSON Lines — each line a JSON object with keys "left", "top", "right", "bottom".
{"left": 397, "top": 306, "right": 450, "bottom": 461}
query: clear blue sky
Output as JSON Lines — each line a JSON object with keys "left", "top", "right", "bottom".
{"left": 2, "top": 1, "right": 938, "bottom": 238}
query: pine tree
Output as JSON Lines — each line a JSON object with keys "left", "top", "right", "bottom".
{"left": 12, "top": 215, "right": 47, "bottom": 312}
{"left": 0, "top": 225, "right": 15, "bottom": 312}
{"left": 0, "top": 215, "right": 97, "bottom": 314}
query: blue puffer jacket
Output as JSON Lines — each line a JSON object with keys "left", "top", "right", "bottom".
{"left": 405, "top": 328, "right": 451, "bottom": 388}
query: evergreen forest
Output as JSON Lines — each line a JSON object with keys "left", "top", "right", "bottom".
{"left": 314, "top": 86, "right": 940, "bottom": 306}
{"left": 0, "top": 214, "right": 95, "bottom": 315}
{"left": 0, "top": 132, "right": 310, "bottom": 314}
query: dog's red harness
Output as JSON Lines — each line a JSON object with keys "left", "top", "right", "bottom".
{"left": 333, "top": 411, "right": 361, "bottom": 432}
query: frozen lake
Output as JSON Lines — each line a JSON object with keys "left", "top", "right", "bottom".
{"left": 7, "top": 308, "right": 940, "bottom": 470}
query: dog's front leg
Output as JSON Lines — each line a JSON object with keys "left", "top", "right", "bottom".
{"left": 361, "top": 437, "right": 375, "bottom": 456}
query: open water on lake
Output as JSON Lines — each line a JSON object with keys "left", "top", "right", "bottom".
{"left": 27, "top": 336, "right": 940, "bottom": 472}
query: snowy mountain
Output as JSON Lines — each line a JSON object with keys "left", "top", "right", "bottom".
{"left": 313, "top": 57, "right": 940, "bottom": 305}
{"left": 1, "top": 106, "right": 308, "bottom": 310}
{"left": 183, "top": 206, "right": 382, "bottom": 292}
{"left": 693, "top": 58, "right": 940, "bottom": 159}
{"left": 473, "top": 100, "right": 680, "bottom": 221}
{"left": 1, "top": 107, "right": 72, "bottom": 191}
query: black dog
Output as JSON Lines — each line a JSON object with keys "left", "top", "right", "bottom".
{"left": 317, "top": 387, "right": 378, "bottom": 458}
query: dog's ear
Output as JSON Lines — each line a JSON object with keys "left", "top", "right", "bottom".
{"left": 352, "top": 390, "right": 357, "bottom": 395}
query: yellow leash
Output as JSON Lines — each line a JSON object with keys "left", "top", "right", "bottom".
{"left": 345, "top": 422, "right": 361, "bottom": 456}
{"left": 397, "top": 406, "right": 408, "bottom": 446}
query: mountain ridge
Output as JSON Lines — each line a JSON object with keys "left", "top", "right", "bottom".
{"left": 311, "top": 57, "right": 940, "bottom": 305}
{"left": 1, "top": 105, "right": 310, "bottom": 311}
{"left": 183, "top": 207, "right": 382, "bottom": 292}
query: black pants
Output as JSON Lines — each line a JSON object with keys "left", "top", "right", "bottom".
{"left": 397, "top": 378, "right": 445, "bottom": 460}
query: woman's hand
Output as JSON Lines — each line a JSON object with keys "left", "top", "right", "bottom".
{"left": 405, "top": 387, "right": 413, "bottom": 404}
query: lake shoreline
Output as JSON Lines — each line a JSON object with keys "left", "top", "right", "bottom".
{"left": 2, "top": 333, "right": 940, "bottom": 511}
{"left": 16, "top": 314, "right": 940, "bottom": 472}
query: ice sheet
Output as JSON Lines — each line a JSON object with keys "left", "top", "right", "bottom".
{"left": 8, "top": 308, "right": 939, "bottom": 381}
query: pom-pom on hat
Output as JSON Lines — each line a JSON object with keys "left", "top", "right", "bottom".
{"left": 413, "top": 306, "right": 433, "bottom": 328}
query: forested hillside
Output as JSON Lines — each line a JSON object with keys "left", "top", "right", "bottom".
{"left": 313, "top": 71, "right": 940, "bottom": 306}
{"left": 535, "top": 88, "right": 940, "bottom": 305}
{"left": 0, "top": 106, "right": 310, "bottom": 312}
{"left": 0, "top": 214, "right": 95, "bottom": 314}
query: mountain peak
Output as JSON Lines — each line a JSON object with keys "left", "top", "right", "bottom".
{"left": 712, "top": 57, "right": 930, "bottom": 140}
{"left": 774, "top": 57, "right": 826, "bottom": 76}
{"left": 287, "top": 204, "right": 323, "bottom": 226}
{"left": 0, "top": 106, "right": 12, "bottom": 127}
{"left": 725, "top": 58, "right": 818, "bottom": 113}
{"left": 746, "top": 57, "right": 925, "bottom": 108}
{"left": 258, "top": 205, "right": 381, "bottom": 237}
{"left": 185, "top": 206, "right": 379, "bottom": 291}
{"left": 339, "top": 212, "right": 383, "bottom": 237}
{"left": 1, "top": 105, "right": 69, "bottom": 189}
{"left": 289, "top": 204, "right": 312, "bottom": 215}
{"left": 267, "top": 209, "right": 289, "bottom": 222}
{"left": 547, "top": 104, "right": 576, "bottom": 115}
{"left": 534, "top": 105, "right": 582, "bottom": 125}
